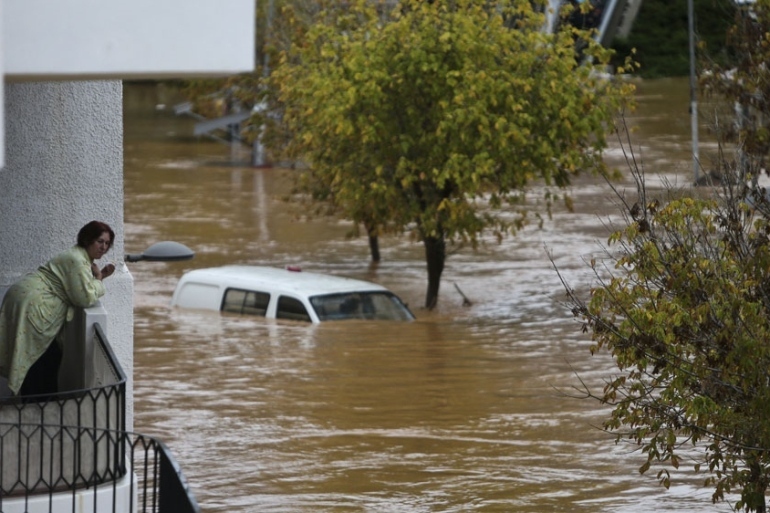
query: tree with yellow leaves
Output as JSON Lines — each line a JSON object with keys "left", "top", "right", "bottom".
{"left": 274, "top": 0, "right": 634, "bottom": 309}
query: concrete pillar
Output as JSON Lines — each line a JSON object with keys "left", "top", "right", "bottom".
{"left": 0, "top": 80, "right": 134, "bottom": 428}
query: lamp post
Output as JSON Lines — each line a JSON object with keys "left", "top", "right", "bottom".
{"left": 125, "top": 241, "right": 195, "bottom": 263}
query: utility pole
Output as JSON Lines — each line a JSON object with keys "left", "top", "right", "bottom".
{"left": 688, "top": 0, "right": 701, "bottom": 184}
{"left": 263, "top": 0, "right": 275, "bottom": 78}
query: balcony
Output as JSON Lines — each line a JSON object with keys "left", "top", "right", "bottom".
{"left": 0, "top": 305, "right": 199, "bottom": 513}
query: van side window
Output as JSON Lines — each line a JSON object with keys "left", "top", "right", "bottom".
{"left": 276, "top": 296, "right": 311, "bottom": 322}
{"left": 222, "top": 288, "right": 270, "bottom": 317}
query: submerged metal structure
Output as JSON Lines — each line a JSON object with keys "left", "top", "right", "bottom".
{"left": 544, "top": 0, "right": 643, "bottom": 45}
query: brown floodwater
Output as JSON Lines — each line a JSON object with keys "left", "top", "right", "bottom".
{"left": 123, "top": 78, "right": 733, "bottom": 512}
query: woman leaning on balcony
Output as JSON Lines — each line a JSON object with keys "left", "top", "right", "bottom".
{"left": 0, "top": 221, "right": 116, "bottom": 397}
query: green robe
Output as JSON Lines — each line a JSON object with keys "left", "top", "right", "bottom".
{"left": 0, "top": 246, "right": 105, "bottom": 394}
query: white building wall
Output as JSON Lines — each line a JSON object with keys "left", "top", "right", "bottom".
{"left": 0, "top": 0, "right": 4, "bottom": 169}
{"left": 0, "top": 0, "right": 254, "bottom": 434}
{"left": 4, "top": 0, "right": 256, "bottom": 80}
{"left": 1, "top": 80, "right": 135, "bottom": 426}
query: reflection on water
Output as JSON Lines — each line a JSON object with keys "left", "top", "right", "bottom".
{"left": 125, "top": 78, "right": 731, "bottom": 512}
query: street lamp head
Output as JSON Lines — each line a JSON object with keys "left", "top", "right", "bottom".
{"left": 125, "top": 241, "right": 195, "bottom": 263}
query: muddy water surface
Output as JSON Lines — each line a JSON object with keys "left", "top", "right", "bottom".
{"left": 124, "top": 78, "right": 731, "bottom": 512}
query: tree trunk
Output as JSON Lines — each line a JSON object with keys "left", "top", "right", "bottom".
{"left": 365, "top": 223, "right": 380, "bottom": 262}
{"left": 423, "top": 234, "right": 446, "bottom": 310}
{"left": 746, "top": 458, "right": 768, "bottom": 513}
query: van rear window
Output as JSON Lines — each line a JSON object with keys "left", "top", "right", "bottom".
{"left": 222, "top": 288, "right": 270, "bottom": 316}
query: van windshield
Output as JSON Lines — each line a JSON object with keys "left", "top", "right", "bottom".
{"left": 310, "top": 292, "right": 414, "bottom": 321}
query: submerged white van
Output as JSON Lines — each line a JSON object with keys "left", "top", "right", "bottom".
{"left": 170, "top": 265, "right": 415, "bottom": 323}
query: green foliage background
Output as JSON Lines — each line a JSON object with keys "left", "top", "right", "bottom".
{"left": 611, "top": 0, "right": 738, "bottom": 78}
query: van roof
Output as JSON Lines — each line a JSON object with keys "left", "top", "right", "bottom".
{"left": 178, "top": 265, "right": 389, "bottom": 298}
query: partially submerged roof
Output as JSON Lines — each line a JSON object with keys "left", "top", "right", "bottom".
{"left": 180, "top": 265, "right": 389, "bottom": 298}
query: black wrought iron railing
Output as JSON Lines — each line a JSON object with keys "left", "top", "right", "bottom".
{"left": 0, "top": 321, "right": 200, "bottom": 513}
{"left": 0, "top": 425, "right": 201, "bottom": 513}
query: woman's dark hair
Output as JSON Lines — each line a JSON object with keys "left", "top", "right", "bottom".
{"left": 77, "top": 221, "right": 115, "bottom": 249}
